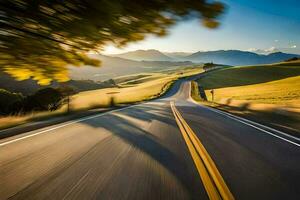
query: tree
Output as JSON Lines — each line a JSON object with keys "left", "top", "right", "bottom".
{"left": 58, "top": 85, "right": 77, "bottom": 113}
{"left": 25, "top": 88, "right": 64, "bottom": 111}
{"left": 0, "top": 0, "right": 225, "bottom": 85}
{"left": 203, "top": 62, "right": 215, "bottom": 71}
{"left": 0, "top": 89, "right": 24, "bottom": 115}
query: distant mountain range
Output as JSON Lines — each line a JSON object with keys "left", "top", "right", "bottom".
{"left": 109, "top": 49, "right": 300, "bottom": 66}
{"left": 70, "top": 54, "right": 193, "bottom": 81}
{"left": 163, "top": 52, "right": 193, "bottom": 60}
{"left": 185, "top": 50, "right": 300, "bottom": 66}
{"left": 112, "top": 49, "right": 174, "bottom": 61}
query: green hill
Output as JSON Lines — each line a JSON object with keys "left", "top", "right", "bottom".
{"left": 197, "top": 61, "right": 300, "bottom": 107}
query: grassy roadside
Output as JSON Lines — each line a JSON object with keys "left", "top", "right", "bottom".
{"left": 0, "top": 67, "right": 203, "bottom": 130}
{"left": 191, "top": 72, "right": 300, "bottom": 135}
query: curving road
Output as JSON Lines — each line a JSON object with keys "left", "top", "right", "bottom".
{"left": 0, "top": 80, "right": 299, "bottom": 200}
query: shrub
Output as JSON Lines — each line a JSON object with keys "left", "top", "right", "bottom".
{"left": 25, "top": 88, "right": 64, "bottom": 111}
{"left": 0, "top": 89, "right": 24, "bottom": 115}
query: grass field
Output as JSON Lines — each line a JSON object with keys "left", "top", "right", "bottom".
{"left": 71, "top": 67, "right": 203, "bottom": 109}
{"left": 197, "top": 61, "right": 300, "bottom": 108}
{"left": 0, "top": 67, "right": 203, "bottom": 130}
{"left": 195, "top": 61, "right": 300, "bottom": 134}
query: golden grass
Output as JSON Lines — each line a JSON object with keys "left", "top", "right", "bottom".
{"left": 191, "top": 80, "right": 300, "bottom": 134}
{"left": 71, "top": 68, "right": 202, "bottom": 109}
{"left": 198, "top": 63, "right": 300, "bottom": 109}
{"left": 0, "top": 107, "right": 68, "bottom": 130}
{"left": 204, "top": 76, "right": 300, "bottom": 108}
{"left": 0, "top": 67, "right": 203, "bottom": 130}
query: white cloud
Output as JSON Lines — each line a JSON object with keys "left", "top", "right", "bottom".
{"left": 266, "top": 47, "right": 278, "bottom": 52}
{"left": 274, "top": 40, "right": 279, "bottom": 42}
{"left": 248, "top": 47, "right": 279, "bottom": 54}
{"left": 291, "top": 45, "right": 297, "bottom": 48}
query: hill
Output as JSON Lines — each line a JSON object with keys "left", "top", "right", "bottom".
{"left": 0, "top": 54, "right": 194, "bottom": 94}
{"left": 197, "top": 61, "right": 300, "bottom": 106}
{"left": 163, "top": 52, "right": 192, "bottom": 60}
{"left": 111, "top": 49, "right": 173, "bottom": 61}
{"left": 0, "top": 72, "right": 116, "bottom": 95}
{"left": 70, "top": 54, "right": 193, "bottom": 81}
{"left": 185, "top": 50, "right": 299, "bottom": 66}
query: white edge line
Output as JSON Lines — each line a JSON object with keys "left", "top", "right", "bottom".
{"left": 187, "top": 82, "right": 300, "bottom": 147}
{"left": 0, "top": 104, "right": 138, "bottom": 147}
{"left": 209, "top": 107, "right": 300, "bottom": 142}
{"left": 206, "top": 108, "right": 300, "bottom": 147}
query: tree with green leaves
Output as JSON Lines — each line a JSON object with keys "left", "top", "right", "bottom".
{"left": 0, "top": 0, "right": 224, "bottom": 85}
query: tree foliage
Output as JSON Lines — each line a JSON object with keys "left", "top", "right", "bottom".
{"left": 24, "top": 87, "right": 64, "bottom": 111}
{"left": 0, "top": 89, "right": 24, "bottom": 114}
{"left": 0, "top": 0, "right": 224, "bottom": 85}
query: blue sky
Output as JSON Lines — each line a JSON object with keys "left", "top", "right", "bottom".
{"left": 104, "top": 0, "right": 300, "bottom": 54}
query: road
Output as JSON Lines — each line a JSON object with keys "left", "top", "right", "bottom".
{"left": 0, "top": 80, "right": 299, "bottom": 200}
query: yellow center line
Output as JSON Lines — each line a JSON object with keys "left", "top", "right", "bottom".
{"left": 170, "top": 101, "right": 234, "bottom": 200}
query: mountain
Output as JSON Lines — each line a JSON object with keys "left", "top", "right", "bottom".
{"left": 163, "top": 52, "right": 192, "bottom": 60}
{"left": 70, "top": 54, "right": 193, "bottom": 81}
{"left": 248, "top": 47, "right": 279, "bottom": 55}
{"left": 185, "top": 50, "right": 299, "bottom": 66}
{"left": 111, "top": 49, "right": 173, "bottom": 61}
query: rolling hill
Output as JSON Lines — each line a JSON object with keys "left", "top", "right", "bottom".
{"left": 70, "top": 54, "right": 193, "bottom": 81}
{"left": 197, "top": 61, "right": 300, "bottom": 106}
{"left": 0, "top": 54, "right": 194, "bottom": 95}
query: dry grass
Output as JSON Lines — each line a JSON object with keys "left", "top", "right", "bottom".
{"left": 70, "top": 68, "right": 202, "bottom": 109}
{"left": 0, "top": 107, "right": 68, "bottom": 130}
{"left": 0, "top": 67, "right": 203, "bottom": 130}
{"left": 198, "top": 63, "right": 300, "bottom": 109}
{"left": 191, "top": 81, "right": 300, "bottom": 134}
{"left": 204, "top": 76, "right": 300, "bottom": 108}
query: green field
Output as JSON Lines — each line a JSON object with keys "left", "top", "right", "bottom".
{"left": 197, "top": 61, "right": 300, "bottom": 108}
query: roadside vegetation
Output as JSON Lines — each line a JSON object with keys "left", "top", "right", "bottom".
{"left": 191, "top": 81, "right": 202, "bottom": 101}
{"left": 0, "top": 67, "right": 202, "bottom": 130}
{"left": 194, "top": 61, "right": 300, "bottom": 134}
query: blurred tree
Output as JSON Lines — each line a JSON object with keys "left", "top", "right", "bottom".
{"left": 203, "top": 62, "right": 215, "bottom": 71}
{"left": 0, "top": 0, "right": 224, "bottom": 85}
{"left": 0, "top": 89, "right": 24, "bottom": 115}
{"left": 58, "top": 85, "right": 77, "bottom": 113}
{"left": 25, "top": 87, "right": 64, "bottom": 111}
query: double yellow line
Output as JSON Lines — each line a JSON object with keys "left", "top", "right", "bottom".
{"left": 170, "top": 102, "right": 234, "bottom": 200}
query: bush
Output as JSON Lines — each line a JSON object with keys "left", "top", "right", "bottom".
{"left": 203, "top": 62, "right": 215, "bottom": 71}
{"left": 25, "top": 88, "right": 64, "bottom": 111}
{"left": 0, "top": 89, "right": 24, "bottom": 115}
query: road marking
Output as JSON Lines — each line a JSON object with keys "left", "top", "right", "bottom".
{"left": 0, "top": 105, "right": 137, "bottom": 147}
{"left": 187, "top": 82, "right": 300, "bottom": 147}
{"left": 200, "top": 105, "right": 300, "bottom": 147}
{"left": 170, "top": 102, "right": 234, "bottom": 200}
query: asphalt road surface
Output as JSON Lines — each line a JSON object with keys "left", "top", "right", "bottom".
{"left": 0, "top": 80, "right": 299, "bottom": 200}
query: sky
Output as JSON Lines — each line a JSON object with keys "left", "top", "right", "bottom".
{"left": 103, "top": 0, "right": 300, "bottom": 55}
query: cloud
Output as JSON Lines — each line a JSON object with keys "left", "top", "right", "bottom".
{"left": 274, "top": 40, "right": 279, "bottom": 42}
{"left": 266, "top": 47, "right": 278, "bottom": 52}
{"left": 248, "top": 47, "right": 279, "bottom": 54}
{"left": 291, "top": 45, "right": 297, "bottom": 48}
